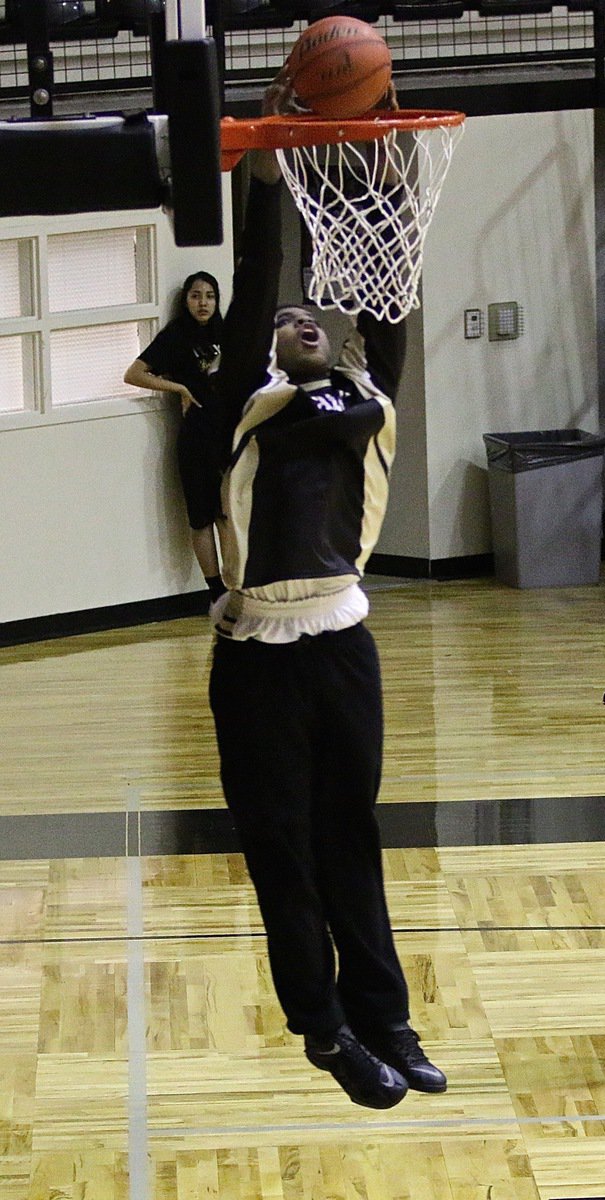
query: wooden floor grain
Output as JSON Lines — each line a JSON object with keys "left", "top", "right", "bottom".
{"left": 2, "top": 577, "right": 604, "bottom": 816}
{"left": 1, "top": 577, "right": 605, "bottom": 1197}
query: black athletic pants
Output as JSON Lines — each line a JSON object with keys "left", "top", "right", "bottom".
{"left": 209, "top": 621, "right": 410, "bottom": 1036}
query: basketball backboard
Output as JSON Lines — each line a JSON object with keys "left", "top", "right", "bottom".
{"left": 0, "top": 0, "right": 224, "bottom": 246}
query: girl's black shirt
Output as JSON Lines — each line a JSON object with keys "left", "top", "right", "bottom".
{"left": 140, "top": 319, "right": 221, "bottom": 417}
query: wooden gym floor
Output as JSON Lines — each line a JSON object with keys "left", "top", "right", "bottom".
{"left": 1, "top": 574, "right": 604, "bottom": 1199}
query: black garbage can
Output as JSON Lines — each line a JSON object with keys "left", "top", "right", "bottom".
{"left": 483, "top": 429, "right": 605, "bottom": 588}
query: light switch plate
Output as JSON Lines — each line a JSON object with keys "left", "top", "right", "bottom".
{"left": 464, "top": 308, "right": 483, "bottom": 339}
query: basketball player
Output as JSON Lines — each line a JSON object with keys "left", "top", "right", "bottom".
{"left": 209, "top": 75, "right": 447, "bottom": 1109}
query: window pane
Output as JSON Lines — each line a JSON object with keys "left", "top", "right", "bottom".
{"left": 0, "top": 239, "right": 36, "bottom": 319}
{"left": 47, "top": 226, "right": 154, "bottom": 312}
{"left": 0, "top": 334, "right": 36, "bottom": 413}
{"left": 50, "top": 321, "right": 154, "bottom": 406}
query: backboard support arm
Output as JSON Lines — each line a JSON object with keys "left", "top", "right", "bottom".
{"left": 23, "top": 0, "right": 54, "bottom": 118}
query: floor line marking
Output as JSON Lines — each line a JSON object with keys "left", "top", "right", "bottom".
{"left": 125, "top": 785, "right": 150, "bottom": 1200}
{"left": 148, "top": 1111, "right": 605, "bottom": 1138}
{"left": 2, "top": 924, "right": 605, "bottom": 948}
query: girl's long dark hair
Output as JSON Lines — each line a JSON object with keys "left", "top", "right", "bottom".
{"left": 176, "top": 270, "right": 223, "bottom": 345}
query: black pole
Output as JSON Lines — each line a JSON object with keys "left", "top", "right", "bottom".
{"left": 211, "top": 0, "right": 227, "bottom": 115}
{"left": 24, "top": 1, "right": 54, "bottom": 118}
{"left": 149, "top": 5, "right": 168, "bottom": 113}
{"left": 595, "top": 0, "right": 605, "bottom": 110}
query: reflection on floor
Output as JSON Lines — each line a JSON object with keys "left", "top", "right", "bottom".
{"left": 1, "top": 577, "right": 604, "bottom": 1198}
{"left": 3, "top": 846, "right": 605, "bottom": 1198}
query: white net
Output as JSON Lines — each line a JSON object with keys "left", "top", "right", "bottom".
{"left": 276, "top": 122, "right": 464, "bottom": 324}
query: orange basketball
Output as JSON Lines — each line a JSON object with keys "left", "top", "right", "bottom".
{"left": 287, "top": 16, "right": 392, "bottom": 119}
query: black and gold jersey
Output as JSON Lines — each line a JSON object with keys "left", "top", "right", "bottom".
{"left": 214, "top": 177, "right": 406, "bottom": 641}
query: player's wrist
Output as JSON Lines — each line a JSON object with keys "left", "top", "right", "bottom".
{"left": 250, "top": 149, "right": 282, "bottom": 186}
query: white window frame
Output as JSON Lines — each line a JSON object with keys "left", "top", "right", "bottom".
{"left": 0, "top": 208, "right": 166, "bottom": 431}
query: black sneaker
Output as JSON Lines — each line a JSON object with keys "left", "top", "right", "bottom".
{"left": 304, "top": 1024, "right": 408, "bottom": 1109}
{"left": 357, "top": 1023, "right": 447, "bottom": 1093}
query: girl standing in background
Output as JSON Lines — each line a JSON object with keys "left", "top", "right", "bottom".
{"left": 124, "top": 271, "right": 225, "bottom": 604}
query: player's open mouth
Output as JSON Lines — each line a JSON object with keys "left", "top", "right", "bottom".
{"left": 301, "top": 327, "right": 319, "bottom": 346}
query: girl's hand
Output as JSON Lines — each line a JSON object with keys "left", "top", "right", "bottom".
{"left": 180, "top": 387, "right": 201, "bottom": 415}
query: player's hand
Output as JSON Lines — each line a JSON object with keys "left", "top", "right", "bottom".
{"left": 376, "top": 80, "right": 398, "bottom": 112}
{"left": 262, "top": 67, "right": 305, "bottom": 117}
{"left": 251, "top": 69, "right": 297, "bottom": 185}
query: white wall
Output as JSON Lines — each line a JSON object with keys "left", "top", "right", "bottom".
{"left": 0, "top": 178, "right": 234, "bottom": 624}
{"left": 419, "top": 108, "right": 597, "bottom": 561}
{"left": 0, "top": 406, "right": 200, "bottom": 622}
{"left": 158, "top": 181, "right": 234, "bottom": 325}
{"left": 373, "top": 303, "right": 430, "bottom": 560}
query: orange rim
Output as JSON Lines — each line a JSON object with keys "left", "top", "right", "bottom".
{"left": 220, "top": 109, "right": 465, "bottom": 171}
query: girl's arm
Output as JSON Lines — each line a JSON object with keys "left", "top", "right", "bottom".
{"left": 123, "top": 358, "right": 199, "bottom": 412}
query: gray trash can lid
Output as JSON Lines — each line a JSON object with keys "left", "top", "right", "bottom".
{"left": 483, "top": 429, "right": 605, "bottom": 473}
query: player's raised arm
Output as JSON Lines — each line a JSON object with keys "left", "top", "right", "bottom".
{"left": 249, "top": 70, "right": 294, "bottom": 185}
{"left": 215, "top": 74, "right": 298, "bottom": 456}
{"left": 356, "top": 309, "right": 407, "bottom": 403}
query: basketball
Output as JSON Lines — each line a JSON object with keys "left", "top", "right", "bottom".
{"left": 286, "top": 16, "right": 392, "bottom": 119}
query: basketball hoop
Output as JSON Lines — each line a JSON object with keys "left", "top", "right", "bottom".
{"left": 221, "top": 110, "right": 465, "bottom": 323}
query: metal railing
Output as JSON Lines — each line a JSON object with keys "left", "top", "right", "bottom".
{"left": 0, "top": 2, "right": 596, "bottom": 101}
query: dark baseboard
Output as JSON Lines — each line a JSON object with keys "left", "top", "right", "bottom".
{"left": 367, "top": 552, "right": 494, "bottom": 581}
{"left": 431, "top": 553, "right": 495, "bottom": 581}
{"left": 0, "top": 590, "right": 211, "bottom": 649}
